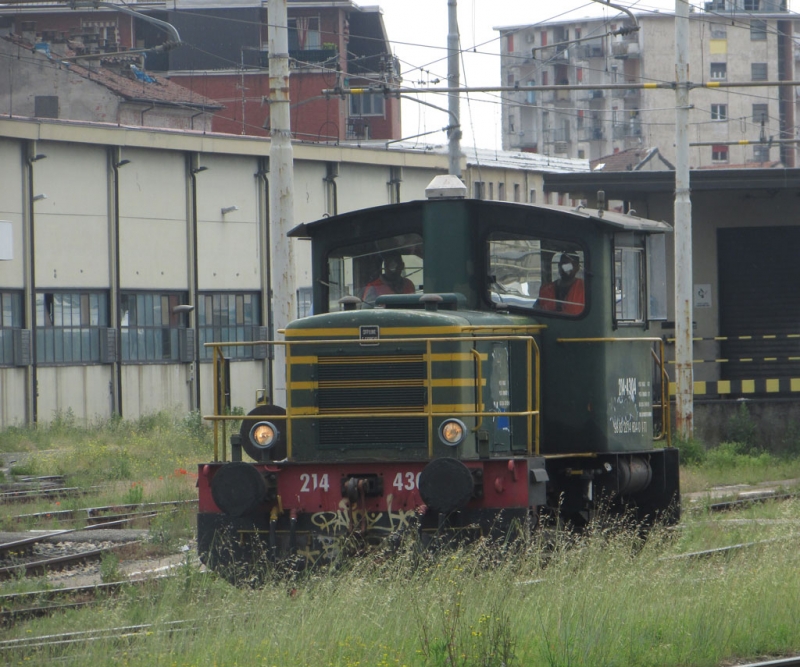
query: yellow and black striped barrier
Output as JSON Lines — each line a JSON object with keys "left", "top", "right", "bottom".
{"left": 668, "top": 357, "right": 800, "bottom": 364}
{"left": 665, "top": 334, "right": 800, "bottom": 342}
{"left": 668, "top": 377, "right": 800, "bottom": 396}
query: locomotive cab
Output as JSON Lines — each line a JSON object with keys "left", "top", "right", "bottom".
{"left": 197, "top": 179, "right": 680, "bottom": 576}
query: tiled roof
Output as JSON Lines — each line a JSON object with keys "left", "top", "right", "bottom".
{"left": 4, "top": 34, "right": 222, "bottom": 110}
{"left": 590, "top": 146, "right": 674, "bottom": 172}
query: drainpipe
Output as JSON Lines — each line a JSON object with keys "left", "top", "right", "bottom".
{"left": 109, "top": 148, "right": 128, "bottom": 417}
{"left": 256, "top": 156, "right": 272, "bottom": 400}
{"left": 140, "top": 103, "right": 155, "bottom": 127}
{"left": 187, "top": 155, "right": 206, "bottom": 413}
{"left": 23, "top": 144, "right": 44, "bottom": 424}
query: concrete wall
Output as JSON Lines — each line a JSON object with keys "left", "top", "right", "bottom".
{"left": 693, "top": 399, "right": 800, "bottom": 452}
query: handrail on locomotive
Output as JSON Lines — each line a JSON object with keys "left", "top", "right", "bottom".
{"left": 203, "top": 329, "right": 671, "bottom": 462}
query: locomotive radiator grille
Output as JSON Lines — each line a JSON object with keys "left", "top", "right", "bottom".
{"left": 316, "top": 353, "right": 427, "bottom": 446}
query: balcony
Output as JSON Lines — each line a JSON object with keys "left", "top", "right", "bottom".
{"left": 540, "top": 44, "right": 570, "bottom": 63}
{"left": 548, "top": 128, "right": 571, "bottom": 143}
{"left": 554, "top": 88, "right": 571, "bottom": 103}
{"left": 579, "top": 43, "right": 605, "bottom": 59}
{"left": 579, "top": 126, "right": 605, "bottom": 141}
{"left": 261, "top": 48, "right": 339, "bottom": 67}
{"left": 346, "top": 117, "right": 371, "bottom": 140}
{"left": 612, "top": 122, "right": 642, "bottom": 140}
{"left": 612, "top": 41, "right": 640, "bottom": 59}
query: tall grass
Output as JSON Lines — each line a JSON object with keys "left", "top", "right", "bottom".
{"left": 4, "top": 510, "right": 800, "bottom": 667}
{"left": 0, "top": 410, "right": 212, "bottom": 486}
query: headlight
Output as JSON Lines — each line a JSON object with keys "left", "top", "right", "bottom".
{"left": 438, "top": 419, "right": 466, "bottom": 446}
{"left": 249, "top": 421, "right": 279, "bottom": 449}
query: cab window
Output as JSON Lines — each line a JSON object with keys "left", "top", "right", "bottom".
{"left": 614, "top": 232, "right": 647, "bottom": 323}
{"left": 488, "top": 233, "right": 586, "bottom": 316}
{"left": 326, "top": 234, "right": 423, "bottom": 311}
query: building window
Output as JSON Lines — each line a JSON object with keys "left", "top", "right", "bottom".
{"left": 0, "top": 291, "right": 23, "bottom": 366}
{"left": 541, "top": 30, "right": 547, "bottom": 47}
{"left": 578, "top": 149, "right": 585, "bottom": 159}
{"left": 488, "top": 182, "right": 494, "bottom": 200}
{"left": 36, "top": 292, "right": 109, "bottom": 364}
{"left": 744, "top": 0, "right": 760, "bottom": 9}
{"left": 751, "top": 63, "right": 768, "bottom": 81}
{"left": 197, "top": 293, "right": 261, "bottom": 361}
{"left": 711, "top": 104, "right": 728, "bottom": 121}
{"left": 542, "top": 71, "right": 548, "bottom": 86}
{"left": 350, "top": 93, "right": 385, "bottom": 117}
{"left": 711, "top": 24, "right": 727, "bottom": 39}
{"left": 753, "top": 144, "right": 770, "bottom": 162}
{"left": 288, "top": 17, "right": 321, "bottom": 51}
{"left": 529, "top": 189, "right": 537, "bottom": 204}
{"left": 120, "top": 292, "right": 188, "bottom": 363}
{"left": 509, "top": 115, "right": 515, "bottom": 133}
{"left": 297, "top": 287, "right": 313, "bottom": 318}
{"left": 712, "top": 144, "right": 729, "bottom": 162}
{"left": 526, "top": 80, "right": 536, "bottom": 104}
{"left": 710, "top": 63, "right": 727, "bottom": 80}
{"left": 752, "top": 103, "right": 768, "bottom": 123}
{"left": 474, "top": 181, "right": 485, "bottom": 200}
{"left": 507, "top": 34, "right": 514, "bottom": 52}
{"left": 513, "top": 183, "right": 521, "bottom": 202}
{"left": 750, "top": 20, "right": 767, "bottom": 40}
{"left": 498, "top": 183, "right": 506, "bottom": 201}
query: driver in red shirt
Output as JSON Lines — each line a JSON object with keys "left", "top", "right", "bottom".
{"left": 537, "top": 253, "right": 585, "bottom": 315}
{"left": 362, "top": 251, "right": 415, "bottom": 305}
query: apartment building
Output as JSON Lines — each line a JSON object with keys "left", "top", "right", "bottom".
{"left": 498, "top": 1, "right": 797, "bottom": 167}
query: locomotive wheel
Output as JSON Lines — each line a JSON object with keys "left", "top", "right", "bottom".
{"left": 239, "top": 404, "right": 288, "bottom": 462}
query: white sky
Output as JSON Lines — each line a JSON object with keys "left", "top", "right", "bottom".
{"left": 377, "top": 0, "right": 797, "bottom": 150}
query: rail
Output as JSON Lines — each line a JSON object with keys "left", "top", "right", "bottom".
{"left": 205, "top": 330, "right": 541, "bottom": 462}
{"left": 555, "top": 336, "right": 671, "bottom": 446}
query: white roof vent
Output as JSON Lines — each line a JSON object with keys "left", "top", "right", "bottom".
{"left": 425, "top": 175, "right": 467, "bottom": 199}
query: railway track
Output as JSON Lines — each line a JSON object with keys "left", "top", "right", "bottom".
{"left": 0, "top": 501, "right": 195, "bottom": 581}
{"left": 0, "top": 575, "right": 175, "bottom": 625}
{"left": 0, "top": 618, "right": 198, "bottom": 654}
{"left": 8, "top": 498, "right": 198, "bottom": 528}
{"left": 0, "top": 485, "right": 102, "bottom": 504}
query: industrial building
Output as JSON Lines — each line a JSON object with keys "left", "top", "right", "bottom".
{"left": 0, "top": 115, "right": 587, "bottom": 428}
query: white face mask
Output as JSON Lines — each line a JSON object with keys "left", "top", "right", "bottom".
{"left": 561, "top": 262, "right": 574, "bottom": 274}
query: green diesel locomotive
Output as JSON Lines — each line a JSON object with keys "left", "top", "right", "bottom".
{"left": 197, "top": 178, "right": 679, "bottom": 575}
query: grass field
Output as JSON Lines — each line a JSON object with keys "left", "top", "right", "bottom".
{"left": 2, "top": 412, "right": 800, "bottom": 666}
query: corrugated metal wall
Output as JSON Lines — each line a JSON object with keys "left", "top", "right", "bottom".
{"left": 718, "top": 226, "right": 800, "bottom": 383}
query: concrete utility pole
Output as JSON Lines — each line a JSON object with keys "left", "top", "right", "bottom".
{"left": 447, "top": 0, "right": 461, "bottom": 177}
{"left": 268, "top": 0, "right": 295, "bottom": 406}
{"left": 674, "top": 0, "right": 693, "bottom": 439}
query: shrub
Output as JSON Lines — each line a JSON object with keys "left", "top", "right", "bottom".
{"left": 674, "top": 437, "right": 706, "bottom": 466}
{"left": 726, "top": 402, "right": 757, "bottom": 449}
{"left": 705, "top": 441, "right": 774, "bottom": 469}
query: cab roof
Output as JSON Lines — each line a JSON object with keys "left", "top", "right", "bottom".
{"left": 288, "top": 199, "right": 672, "bottom": 238}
